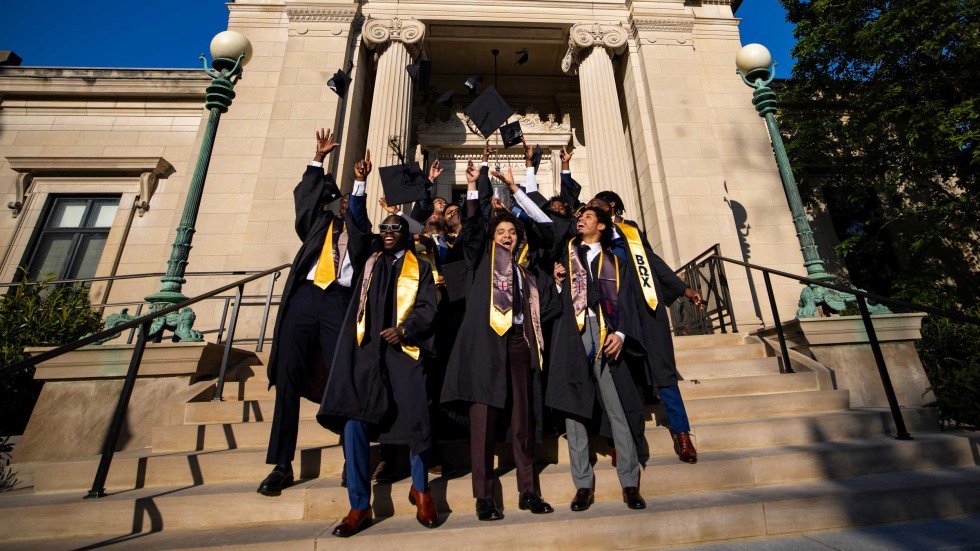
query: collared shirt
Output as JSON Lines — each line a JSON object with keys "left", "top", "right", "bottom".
{"left": 305, "top": 165, "right": 365, "bottom": 287}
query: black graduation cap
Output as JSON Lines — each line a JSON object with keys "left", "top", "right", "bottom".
{"left": 327, "top": 69, "right": 352, "bottom": 98}
{"left": 464, "top": 75, "right": 482, "bottom": 94}
{"left": 436, "top": 89, "right": 455, "bottom": 107}
{"left": 406, "top": 60, "right": 432, "bottom": 92}
{"left": 499, "top": 120, "right": 524, "bottom": 149}
{"left": 464, "top": 85, "right": 515, "bottom": 140}
{"left": 531, "top": 144, "right": 543, "bottom": 173}
{"left": 515, "top": 49, "right": 529, "bottom": 66}
{"left": 379, "top": 163, "right": 429, "bottom": 206}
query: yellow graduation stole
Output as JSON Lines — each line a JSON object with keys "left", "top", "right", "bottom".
{"left": 616, "top": 223, "right": 659, "bottom": 312}
{"left": 355, "top": 250, "right": 422, "bottom": 360}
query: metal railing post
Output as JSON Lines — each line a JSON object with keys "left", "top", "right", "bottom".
{"left": 125, "top": 304, "right": 144, "bottom": 345}
{"left": 856, "top": 295, "right": 913, "bottom": 440}
{"left": 715, "top": 246, "right": 737, "bottom": 333}
{"left": 216, "top": 297, "right": 231, "bottom": 344}
{"left": 762, "top": 272, "right": 794, "bottom": 374}
{"left": 213, "top": 284, "right": 244, "bottom": 402}
{"left": 85, "top": 321, "right": 151, "bottom": 499}
{"left": 256, "top": 271, "right": 279, "bottom": 353}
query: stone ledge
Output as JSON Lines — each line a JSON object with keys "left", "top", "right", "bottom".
{"left": 753, "top": 313, "right": 927, "bottom": 349}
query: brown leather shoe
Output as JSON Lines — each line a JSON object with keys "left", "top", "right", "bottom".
{"left": 409, "top": 486, "right": 439, "bottom": 528}
{"left": 332, "top": 508, "right": 373, "bottom": 537}
{"left": 676, "top": 432, "right": 698, "bottom": 464}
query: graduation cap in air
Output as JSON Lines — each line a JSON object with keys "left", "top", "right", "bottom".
{"left": 406, "top": 60, "right": 432, "bottom": 92}
{"left": 464, "top": 75, "right": 482, "bottom": 95}
{"left": 436, "top": 90, "right": 455, "bottom": 107}
{"left": 327, "top": 69, "right": 352, "bottom": 98}
{"left": 515, "top": 49, "right": 529, "bottom": 66}
{"left": 464, "top": 85, "right": 515, "bottom": 140}
{"left": 379, "top": 162, "right": 429, "bottom": 206}
{"left": 499, "top": 120, "right": 524, "bottom": 149}
{"left": 530, "top": 144, "right": 543, "bottom": 173}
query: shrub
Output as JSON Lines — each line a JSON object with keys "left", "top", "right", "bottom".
{"left": 0, "top": 273, "right": 103, "bottom": 435}
{"left": 915, "top": 310, "right": 980, "bottom": 429}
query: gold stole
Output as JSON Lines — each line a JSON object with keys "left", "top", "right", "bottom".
{"left": 616, "top": 223, "right": 659, "bottom": 312}
{"left": 355, "top": 250, "right": 422, "bottom": 360}
{"left": 313, "top": 219, "right": 343, "bottom": 289}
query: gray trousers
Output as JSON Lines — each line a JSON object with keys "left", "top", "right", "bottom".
{"left": 566, "top": 316, "right": 640, "bottom": 490}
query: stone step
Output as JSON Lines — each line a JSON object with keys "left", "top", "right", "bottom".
{"left": 676, "top": 371, "right": 819, "bottom": 399}
{"left": 182, "top": 388, "right": 847, "bottom": 426}
{"left": 674, "top": 343, "right": 767, "bottom": 363}
{"left": 5, "top": 460, "right": 980, "bottom": 545}
{"left": 677, "top": 357, "right": 782, "bottom": 380}
{"left": 671, "top": 333, "right": 748, "bottom": 350}
{"left": 35, "top": 406, "right": 940, "bottom": 495}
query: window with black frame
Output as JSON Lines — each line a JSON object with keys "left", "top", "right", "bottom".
{"left": 23, "top": 196, "right": 120, "bottom": 283}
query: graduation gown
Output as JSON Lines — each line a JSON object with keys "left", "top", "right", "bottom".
{"left": 267, "top": 165, "right": 368, "bottom": 402}
{"left": 316, "top": 241, "right": 438, "bottom": 454}
{"left": 546, "top": 241, "right": 650, "bottom": 462}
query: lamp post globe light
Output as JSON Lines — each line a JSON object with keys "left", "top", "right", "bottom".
{"left": 736, "top": 44, "right": 890, "bottom": 318}
{"left": 141, "top": 30, "right": 253, "bottom": 341}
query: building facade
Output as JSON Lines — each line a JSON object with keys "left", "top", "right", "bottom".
{"left": 0, "top": 0, "right": 807, "bottom": 340}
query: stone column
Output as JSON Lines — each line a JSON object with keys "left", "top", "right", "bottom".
{"left": 563, "top": 23, "right": 637, "bottom": 220}
{"left": 362, "top": 15, "right": 425, "bottom": 222}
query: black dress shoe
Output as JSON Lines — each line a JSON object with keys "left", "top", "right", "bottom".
{"left": 622, "top": 486, "right": 646, "bottom": 510}
{"left": 570, "top": 488, "right": 595, "bottom": 512}
{"left": 475, "top": 498, "right": 504, "bottom": 521}
{"left": 518, "top": 491, "right": 554, "bottom": 514}
{"left": 257, "top": 466, "right": 294, "bottom": 497}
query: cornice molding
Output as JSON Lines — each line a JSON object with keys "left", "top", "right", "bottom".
{"left": 632, "top": 17, "right": 695, "bottom": 33}
{"left": 286, "top": 7, "right": 357, "bottom": 23}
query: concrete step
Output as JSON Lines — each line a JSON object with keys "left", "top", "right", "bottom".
{"left": 674, "top": 343, "right": 767, "bottom": 364}
{"left": 180, "top": 388, "right": 848, "bottom": 426}
{"left": 677, "top": 371, "right": 819, "bottom": 399}
{"left": 671, "top": 333, "right": 747, "bottom": 350}
{"left": 677, "top": 357, "right": 781, "bottom": 380}
{"left": 4, "top": 461, "right": 980, "bottom": 546}
{"left": 32, "top": 406, "right": 942, "bottom": 494}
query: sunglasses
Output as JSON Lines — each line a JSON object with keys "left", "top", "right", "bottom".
{"left": 379, "top": 223, "right": 404, "bottom": 232}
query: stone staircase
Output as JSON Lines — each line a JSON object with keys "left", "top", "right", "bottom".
{"left": 1, "top": 333, "right": 979, "bottom": 550}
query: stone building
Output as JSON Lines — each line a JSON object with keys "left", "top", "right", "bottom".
{"left": 0, "top": 0, "right": 805, "bottom": 338}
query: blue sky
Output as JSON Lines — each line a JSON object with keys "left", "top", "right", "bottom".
{"left": 0, "top": 0, "right": 797, "bottom": 72}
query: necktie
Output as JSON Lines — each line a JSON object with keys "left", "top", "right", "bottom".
{"left": 513, "top": 263, "right": 523, "bottom": 321}
{"left": 313, "top": 219, "right": 342, "bottom": 289}
{"left": 581, "top": 246, "right": 599, "bottom": 311}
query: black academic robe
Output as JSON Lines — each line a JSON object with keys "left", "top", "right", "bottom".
{"left": 546, "top": 242, "right": 649, "bottom": 462}
{"left": 440, "top": 168, "right": 560, "bottom": 441}
{"left": 316, "top": 242, "right": 438, "bottom": 454}
{"left": 267, "top": 165, "right": 356, "bottom": 401}
{"left": 615, "top": 220, "right": 689, "bottom": 388}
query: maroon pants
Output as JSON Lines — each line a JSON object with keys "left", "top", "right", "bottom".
{"left": 469, "top": 326, "right": 535, "bottom": 499}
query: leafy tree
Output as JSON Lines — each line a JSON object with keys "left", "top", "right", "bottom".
{"left": 0, "top": 273, "right": 103, "bottom": 435}
{"left": 777, "top": 0, "right": 980, "bottom": 309}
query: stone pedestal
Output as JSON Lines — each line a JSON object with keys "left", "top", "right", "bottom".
{"left": 563, "top": 23, "right": 636, "bottom": 214}
{"left": 754, "top": 313, "right": 935, "bottom": 408}
{"left": 362, "top": 15, "right": 425, "bottom": 223}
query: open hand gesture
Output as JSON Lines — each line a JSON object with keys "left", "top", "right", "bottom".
{"left": 354, "top": 149, "right": 372, "bottom": 180}
{"left": 428, "top": 159, "right": 444, "bottom": 182}
{"left": 379, "top": 196, "right": 399, "bottom": 215}
{"left": 316, "top": 128, "right": 339, "bottom": 157}
{"left": 491, "top": 166, "right": 518, "bottom": 193}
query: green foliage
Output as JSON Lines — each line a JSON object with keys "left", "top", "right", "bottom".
{"left": 0, "top": 273, "right": 103, "bottom": 435}
{"left": 777, "top": 0, "right": 980, "bottom": 309}
{"left": 0, "top": 436, "right": 16, "bottom": 492}
{"left": 916, "top": 310, "right": 980, "bottom": 428}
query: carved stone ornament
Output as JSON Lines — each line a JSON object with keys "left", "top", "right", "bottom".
{"left": 362, "top": 15, "right": 425, "bottom": 50}
{"left": 7, "top": 172, "right": 33, "bottom": 218}
{"left": 286, "top": 8, "right": 357, "bottom": 23}
{"left": 420, "top": 109, "right": 571, "bottom": 135}
{"left": 563, "top": 22, "right": 630, "bottom": 74}
{"left": 135, "top": 172, "right": 158, "bottom": 217}
{"left": 632, "top": 18, "right": 695, "bottom": 34}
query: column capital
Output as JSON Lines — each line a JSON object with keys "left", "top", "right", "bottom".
{"left": 362, "top": 15, "right": 425, "bottom": 54}
{"left": 562, "top": 22, "right": 629, "bottom": 74}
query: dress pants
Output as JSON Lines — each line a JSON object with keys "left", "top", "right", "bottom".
{"left": 658, "top": 384, "right": 691, "bottom": 433}
{"left": 345, "top": 419, "right": 429, "bottom": 510}
{"left": 267, "top": 281, "right": 352, "bottom": 466}
{"left": 566, "top": 316, "right": 640, "bottom": 490}
{"left": 469, "top": 325, "right": 535, "bottom": 499}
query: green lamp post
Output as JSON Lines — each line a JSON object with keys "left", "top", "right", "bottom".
{"left": 736, "top": 43, "right": 890, "bottom": 318}
{"left": 142, "top": 30, "right": 253, "bottom": 341}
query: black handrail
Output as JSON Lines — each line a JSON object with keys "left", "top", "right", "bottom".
{"left": 0, "top": 269, "right": 275, "bottom": 289}
{"left": 670, "top": 245, "right": 737, "bottom": 335}
{"left": 0, "top": 263, "right": 289, "bottom": 499}
{"left": 710, "top": 253, "right": 980, "bottom": 441}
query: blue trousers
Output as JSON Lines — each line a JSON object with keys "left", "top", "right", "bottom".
{"left": 344, "top": 419, "right": 428, "bottom": 510}
{"left": 658, "top": 384, "right": 691, "bottom": 433}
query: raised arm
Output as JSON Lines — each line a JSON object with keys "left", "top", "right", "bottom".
{"left": 461, "top": 158, "right": 487, "bottom": 268}
{"left": 294, "top": 128, "right": 341, "bottom": 241}
{"left": 345, "top": 150, "right": 374, "bottom": 263}
{"left": 559, "top": 145, "right": 582, "bottom": 209}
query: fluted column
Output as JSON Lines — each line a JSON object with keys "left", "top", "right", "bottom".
{"left": 563, "top": 23, "right": 638, "bottom": 219}
{"left": 362, "top": 15, "right": 425, "bottom": 222}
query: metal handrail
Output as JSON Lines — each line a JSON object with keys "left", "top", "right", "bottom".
{"left": 0, "top": 269, "right": 275, "bottom": 289}
{"left": 0, "top": 263, "right": 289, "bottom": 499}
{"left": 707, "top": 253, "right": 980, "bottom": 442}
{"left": 670, "top": 245, "right": 737, "bottom": 336}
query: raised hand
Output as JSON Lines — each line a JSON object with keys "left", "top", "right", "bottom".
{"left": 491, "top": 166, "right": 518, "bottom": 193}
{"left": 554, "top": 261, "right": 567, "bottom": 283}
{"left": 523, "top": 138, "right": 534, "bottom": 167}
{"left": 354, "top": 149, "right": 372, "bottom": 180}
{"left": 379, "top": 196, "right": 399, "bottom": 215}
{"left": 560, "top": 145, "right": 574, "bottom": 170}
{"left": 491, "top": 197, "right": 508, "bottom": 213}
{"left": 465, "top": 158, "right": 479, "bottom": 189}
{"left": 316, "top": 128, "right": 340, "bottom": 157}
{"left": 482, "top": 141, "right": 496, "bottom": 163}
{"left": 428, "top": 159, "right": 444, "bottom": 182}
